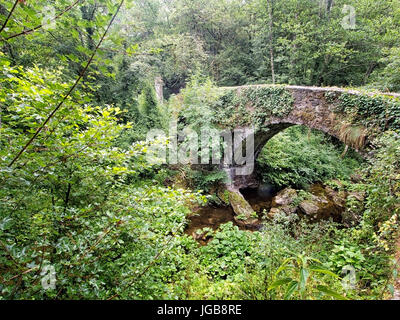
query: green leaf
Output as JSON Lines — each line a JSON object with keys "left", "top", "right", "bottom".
{"left": 317, "top": 286, "right": 349, "bottom": 300}
{"left": 275, "top": 258, "right": 291, "bottom": 276}
{"left": 284, "top": 281, "right": 298, "bottom": 300}
{"left": 268, "top": 278, "right": 293, "bottom": 291}
{"left": 310, "top": 268, "right": 340, "bottom": 279}
{"left": 299, "top": 268, "right": 309, "bottom": 293}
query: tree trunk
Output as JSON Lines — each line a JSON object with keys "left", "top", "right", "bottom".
{"left": 326, "top": 0, "right": 334, "bottom": 14}
{"left": 266, "top": 0, "right": 276, "bottom": 84}
{"left": 364, "top": 63, "right": 377, "bottom": 83}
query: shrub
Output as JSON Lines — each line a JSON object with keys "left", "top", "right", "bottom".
{"left": 257, "top": 126, "right": 362, "bottom": 188}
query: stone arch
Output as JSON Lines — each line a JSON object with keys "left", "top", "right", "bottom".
{"left": 224, "top": 121, "right": 346, "bottom": 190}
{"left": 224, "top": 122, "right": 358, "bottom": 228}
{"left": 197, "top": 84, "right": 400, "bottom": 226}
{"left": 219, "top": 85, "right": 387, "bottom": 190}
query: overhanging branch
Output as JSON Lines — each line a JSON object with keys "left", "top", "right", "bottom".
{"left": 8, "top": 0, "right": 125, "bottom": 167}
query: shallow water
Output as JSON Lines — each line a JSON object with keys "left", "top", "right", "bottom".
{"left": 240, "top": 186, "right": 276, "bottom": 214}
{"left": 185, "top": 186, "right": 276, "bottom": 244}
{"left": 185, "top": 205, "right": 239, "bottom": 245}
{"left": 185, "top": 183, "right": 346, "bottom": 244}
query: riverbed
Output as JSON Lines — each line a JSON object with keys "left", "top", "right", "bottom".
{"left": 185, "top": 186, "right": 277, "bottom": 243}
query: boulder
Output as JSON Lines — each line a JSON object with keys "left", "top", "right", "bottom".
{"left": 227, "top": 188, "right": 259, "bottom": 228}
{"left": 268, "top": 188, "right": 298, "bottom": 217}
{"left": 325, "top": 187, "right": 347, "bottom": 208}
{"left": 348, "top": 191, "right": 365, "bottom": 202}
{"left": 271, "top": 188, "right": 297, "bottom": 207}
{"left": 298, "top": 200, "right": 321, "bottom": 218}
{"left": 267, "top": 184, "right": 354, "bottom": 223}
{"left": 267, "top": 207, "right": 282, "bottom": 220}
{"left": 282, "top": 205, "right": 298, "bottom": 215}
{"left": 299, "top": 193, "right": 342, "bottom": 221}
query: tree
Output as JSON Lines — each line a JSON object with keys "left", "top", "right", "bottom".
{"left": 266, "top": 0, "right": 276, "bottom": 84}
{"left": 138, "top": 82, "right": 163, "bottom": 129}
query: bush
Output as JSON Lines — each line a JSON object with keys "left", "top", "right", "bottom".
{"left": 257, "top": 126, "right": 362, "bottom": 188}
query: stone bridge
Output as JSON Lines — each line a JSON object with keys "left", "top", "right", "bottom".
{"left": 210, "top": 84, "right": 400, "bottom": 226}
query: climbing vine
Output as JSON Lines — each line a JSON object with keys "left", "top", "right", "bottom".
{"left": 325, "top": 91, "right": 400, "bottom": 132}
{"left": 213, "top": 86, "right": 294, "bottom": 131}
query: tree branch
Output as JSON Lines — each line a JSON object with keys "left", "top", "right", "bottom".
{"left": 8, "top": 0, "right": 125, "bottom": 167}
{"left": 107, "top": 222, "right": 184, "bottom": 300}
{"left": 0, "top": 0, "right": 19, "bottom": 34}
{"left": 3, "top": 0, "right": 82, "bottom": 41}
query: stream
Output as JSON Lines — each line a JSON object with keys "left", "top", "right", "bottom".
{"left": 185, "top": 185, "right": 278, "bottom": 244}
{"left": 185, "top": 183, "right": 347, "bottom": 244}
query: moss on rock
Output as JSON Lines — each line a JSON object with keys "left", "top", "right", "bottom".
{"left": 227, "top": 189, "right": 259, "bottom": 227}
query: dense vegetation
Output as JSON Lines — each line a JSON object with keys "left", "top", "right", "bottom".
{"left": 257, "top": 126, "right": 363, "bottom": 189}
{"left": 0, "top": 0, "right": 399, "bottom": 300}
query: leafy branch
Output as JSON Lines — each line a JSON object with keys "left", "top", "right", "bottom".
{"left": 8, "top": 0, "right": 125, "bottom": 168}
{"left": 2, "top": 0, "right": 83, "bottom": 41}
{"left": 0, "top": 0, "right": 19, "bottom": 34}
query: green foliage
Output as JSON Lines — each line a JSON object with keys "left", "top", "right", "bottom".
{"left": 1, "top": 0, "right": 400, "bottom": 302}
{"left": 268, "top": 254, "right": 345, "bottom": 300}
{"left": 118, "top": 82, "right": 167, "bottom": 147}
{"left": 325, "top": 240, "right": 366, "bottom": 273}
{"left": 213, "top": 86, "right": 294, "bottom": 130}
{"left": 257, "top": 126, "right": 362, "bottom": 188}
{"left": 0, "top": 61, "right": 207, "bottom": 299}
{"left": 185, "top": 168, "right": 228, "bottom": 193}
{"left": 236, "top": 219, "right": 351, "bottom": 300}
{"left": 198, "top": 223, "right": 262, "bottom": 279}
{"left": 138, "top": 82, "right": 163, "bottom": 129}
{"left": 328, "top": 92, "right": 400, "bottom": 132}
{"left": 373, "top": 47, "right": 400, "bottom": 92}
{"left": 355, "top": 132, "right": 400, "bottom": 250}
{"left": 169, "top": 219, "right": 350, "bottom": 300}
{"left": 172, "top": 74, "right": 221, "bottom": 131}
{"left": 365, "top": 132, "right": 400, "bottom": 224}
